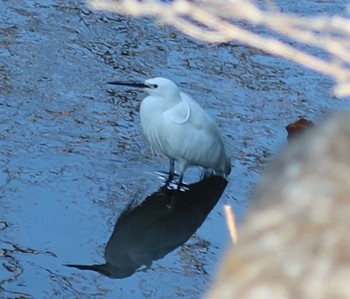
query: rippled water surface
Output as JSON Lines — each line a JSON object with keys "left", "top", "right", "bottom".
{"left": 0, "top": 0, "right": 349, "bottom": 298}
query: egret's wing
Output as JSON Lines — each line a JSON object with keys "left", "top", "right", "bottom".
{"left": 161, "top": 92, "right": 227, "bottom": 170}
{"left": 180, "top": 92, "right": 218, "bottom": 133}
{"left": 164, "top": 95, "right": 191, "bottom": 124}
{"left": 163, "top": 92, "right": 219, "bottom": 144}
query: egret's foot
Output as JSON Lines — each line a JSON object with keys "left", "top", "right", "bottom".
{"left": 166, "top": 172, "right": 174, "bottom": 184}
{"left": 163, "top": 173, "right": 179, "bottom": 190}
{"left": 176, "top": 181, "right": 190, "bottom": 192}
{"left": 156, "top": 170, "right": 177, "bottom": 186}
{"left": 176, "top": 182, "right": 182, "bottom": 190}
{"left": 176, "top": 173, "right": 184, "bottom": 190}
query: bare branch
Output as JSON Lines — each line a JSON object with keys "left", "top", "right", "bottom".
{"left": 89, "top": 0, "right": 350, "bottom": 97}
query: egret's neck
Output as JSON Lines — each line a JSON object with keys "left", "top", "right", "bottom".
{"left": 147, "top": 88, "right": 182, "bottom": 110}
{"left": 165, "top": 88, "right": 181, "bottom": 103}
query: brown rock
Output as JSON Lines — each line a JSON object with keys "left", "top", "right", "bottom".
{"left": 286, "top": 117, "right": 315, "bottom": 141}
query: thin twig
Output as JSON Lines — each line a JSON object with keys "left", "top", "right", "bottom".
{"left": 224, "top": 205, "right": 238, "bottom": 244}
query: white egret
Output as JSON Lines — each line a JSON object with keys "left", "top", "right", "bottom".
{"left": 108, "top": 77, "right": 231, "bottom": 187}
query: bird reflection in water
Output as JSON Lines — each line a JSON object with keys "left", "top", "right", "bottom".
{"left": 65, "top": 175, "right": 227, "bottom": 278}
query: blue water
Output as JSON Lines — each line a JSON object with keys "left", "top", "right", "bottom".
{"left": 0, "top": 0, "right": 349, "bottom": 298}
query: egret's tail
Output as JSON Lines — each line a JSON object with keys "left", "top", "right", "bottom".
{"left": 211, "top": 156, "right": 231, "bottom": 179}
{"left": 224, "top": 156, "right": 232, "bottom": 177}
{"left": 201, "top": 169, "right": 216, "bottom": 179}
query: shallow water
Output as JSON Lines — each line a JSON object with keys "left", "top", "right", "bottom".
{"left": 0, "top": 0, "right": 349, "bottom": 298}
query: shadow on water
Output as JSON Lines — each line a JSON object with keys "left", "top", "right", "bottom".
{"left": 65, "top": 175, "right": 227, "bottom": 278}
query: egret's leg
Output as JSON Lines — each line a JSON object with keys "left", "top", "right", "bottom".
{"left": 177, "top": 172, "right": 184, "bottom": 190}
{"left": 177, "top": 163, "right": 187, "bottom": 190}
{"left": 167, "top": 159, "right": 175, "bottom": 182}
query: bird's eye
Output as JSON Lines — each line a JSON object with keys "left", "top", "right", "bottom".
{"left": 152, "top": 84, "right": 158, "bottom": 89}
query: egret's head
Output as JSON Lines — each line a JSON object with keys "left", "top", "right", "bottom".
{"left": 144, "top": 77, "right": 180, "bottom": 100}
{"left": 108, "top": 77, "right": 181, "bottom": 103}
{"left": 65, "top": 262, "right": 137, "bottom": 278}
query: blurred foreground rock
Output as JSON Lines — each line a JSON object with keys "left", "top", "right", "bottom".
{"left": 206, "top": 113, "right": 350, "bottom": 299}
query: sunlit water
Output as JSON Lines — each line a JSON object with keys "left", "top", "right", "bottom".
{"left": 0, "top": 0, "right": 349, "bottom": 298}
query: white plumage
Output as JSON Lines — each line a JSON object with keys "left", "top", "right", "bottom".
{"left": 109, "top": 77, "right": 231, "bottom": 187}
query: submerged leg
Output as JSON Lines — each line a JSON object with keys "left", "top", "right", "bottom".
{"left": 167, "top": 159, "right": 175, "bottom": 183}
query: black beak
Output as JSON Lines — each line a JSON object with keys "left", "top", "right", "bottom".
{"left": 107, "top": 81, "right": 148, "bottom": 88}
